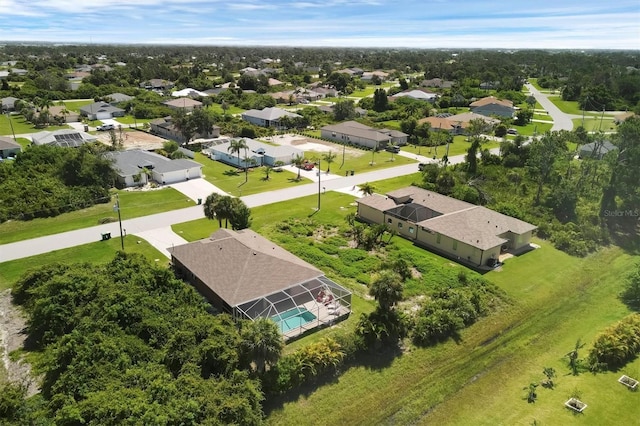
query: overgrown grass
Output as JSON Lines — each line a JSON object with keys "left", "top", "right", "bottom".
{"left": 572, "top": 118, "right": 617, "bottom": 132}
{"left": 61, "top": 99, "right": 94, "bottom": 112}
{"left": 0, "top": 237, "right": 165, "bottom": 291}
{"left": 0, "top": 188, "right": 193, "bottom": 244}
{"left": 265, "top": 243, "right": 640, "bottom": 425}
{"left": 303, "top": 148, "right": 417, "bottom": 174}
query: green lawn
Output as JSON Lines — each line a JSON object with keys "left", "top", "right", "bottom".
{"left": 0, "top": 188, "right": 194, "bottom": 245}
{"left": 306, "top": 147, "right": 417, "bottom": 174}
{"left": 172, "top": 191, "right": 361, "bottom": 243}
{"left": 351, "top": 83, "right": 396, "bottom": 98}
{"left": 516, "top": 121, "right": 554, "bottom": 136}
{"left": 265, "top": 242, "right": 640, "bottom": 425}
{"left": 0, "top": 114, "right": 70, "bottom": 136}
{"left": 195, "top": 152, "right": 314, "bottom": 197}
{"left": 207, "top": 103, "right": 245, "bottom": 116}
{"left": 547, "top": 96, "right": 604, "bottom": 116}
{"left": 15, "top": 137, "right": 30, "bottom": 149}
{"left": 0, "top": 236, "right": 165, "bottom": 291}
{"left": 401, "top": 136, "right": 501, "bottom": 159}
{"left": 528, "top": 78, "right": 542, "bottom": 90}
{"left": 378, "top": 120, "right": 402, "bottom": 130}
{"left": 115, "top": 115, "right": 153, "bottom": 125}
{"left": 61, "top": 99, "right": 94, "bottom": 113}
{"left": 572, "top": 118, "right": 617, "bottom": 132}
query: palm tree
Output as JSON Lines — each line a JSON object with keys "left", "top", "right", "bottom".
{"left": 369, "top": 270, "right": 404, "bottom": 311}
{"left": 240, "top": 318, "right": 284, "bottom": 374}
{"left": 203, "top": 192, "right": 223, "bottom": 227}
{"left": 216, "top": 195, "right": 234, "bottom": 228}
{"left": 292, "top": 153, "right": 306, "bottom": 180}
{"left": 358, "top": 182, "right": 376, "bottom": 196}
{"left": 228, "top": 138, "right": 248, "bottom": 169}
{"left": 322, "top": 150, "right": 337, "bottom": 173}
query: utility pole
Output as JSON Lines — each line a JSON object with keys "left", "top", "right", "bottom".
{"left": 6, "top": 112, "right": 16, "bottom": 141}
{"left": 599, "top": 106, "right": 605, "bottom": 131}
{"left": 113, "top": 193, "right": 124, "bottom": 250}
{"left": 316, "top": 158, "right": 321, "bottom": 211}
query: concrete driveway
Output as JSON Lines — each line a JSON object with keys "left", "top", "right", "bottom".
{"left": 168, "top": 178, "right": 228, "bottom": 202}
{"left": 133, "top": 226, "right": 188, "bottom": 259}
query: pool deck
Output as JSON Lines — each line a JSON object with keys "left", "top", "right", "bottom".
{"left": 282, "top": 299, "right": 350, "bottom": 340}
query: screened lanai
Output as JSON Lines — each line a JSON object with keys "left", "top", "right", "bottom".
{"left": 169, "top": 228, "right": 352, "bottom": 340}
{"left": 236, "top": 276, "right": 352, "bottom": 339}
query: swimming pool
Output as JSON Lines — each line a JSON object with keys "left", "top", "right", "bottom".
{"left": 272, "top": 307, "right": 316, "bottom": 333}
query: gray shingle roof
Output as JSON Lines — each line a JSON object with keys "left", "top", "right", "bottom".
{"left": 0, "top": 136, "right": 21, "bottom": 150}
{"left": 107, "top": 150, "right": 202, "bottom": 176}
{"left": 321, "top": 121, "right": 392, "bottom": 142}
{"left": 169, "top": 229, "right": 323, "bottom": 306}
{"left": 241, "top": 107, "right": 301, "bottom": 121}
{"left": 79, "top": 102, "right": 125, "bottom": 115}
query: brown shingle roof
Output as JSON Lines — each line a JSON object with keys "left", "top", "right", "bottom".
{"left": 357, "top": 194, "right": 397, "bottom": 211}
{"left": 169, "top": 229, "right": 323, "bottom": 306}
{"left": 163, "top": 97, "right": 202, "bottom": 108}
{"left": 386, "top": 187, "right": 472, "bottom": 215}
{"left": 470, "top": 96, "right": 513, "bottom": 108}
{"left": 0, "top": 136, "right": 21, "bottom": 150}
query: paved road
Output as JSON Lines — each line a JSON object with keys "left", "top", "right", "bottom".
{"left": 525, "top": 83, "right": 575, "bottom": 131}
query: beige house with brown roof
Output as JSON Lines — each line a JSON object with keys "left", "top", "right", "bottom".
{"left": 356, "top": 187, "right": 537, "bottom": 268}
{"left": 469, "top": 96, "right": 515, "bottom": 118}
{"left": 163, "top": 97, "right": 203, "bottom": 112}
{"left": 170, "top": 229, "right": 352, "bottom": 339}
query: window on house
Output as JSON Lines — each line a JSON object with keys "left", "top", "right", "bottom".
{"left": 453, "top": 240, "right": 458, "bottom": 251}
{"left": 409, "top": 227, "right": 414, "bottom": 234}
{"left": 387, "top": 218, "right": 392, "bottom": 224}
{"left": 332, "top": 132, "right": 336, "bottom": 137}
{"left": 436, "top": 233, "right": 441, "bottom": 244}
{"left": 398, "top": 223, "right": 403, "bottom": 228}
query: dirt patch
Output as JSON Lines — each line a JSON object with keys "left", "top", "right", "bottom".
{"left": 265, "top": 134, "right": 362, "bottom": 156}
{"left": 95, "top": 129, "right": 167, "bottom": 151}
{"left": 0, "top": 290, "right": 39, "bottom": 396}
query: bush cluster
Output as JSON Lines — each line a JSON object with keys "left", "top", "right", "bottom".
{"left": 587, "top": 314, "right": 640, "bottom": 371}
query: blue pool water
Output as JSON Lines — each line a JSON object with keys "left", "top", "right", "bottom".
{"left": 272, "top": 307, "right": 316, "bottom": 333}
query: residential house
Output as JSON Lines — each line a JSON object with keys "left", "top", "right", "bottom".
{"left": 469, "top": 96, "right": 515, "bottom": 118}
{"left": 108, "top": 149, "right": 203, "bottom": 187}
{"left": 163, "top": 97, "right": 203, "bottom": 112}
{"left": 169, "top": 228, "right": 352, "bottom": 338}
{"left": 79, "top": 102, "right": 126, "bottom": 120}
{"left": 106, "top": 93, "right": 134, "bottom": 104}
{"left": 418, "top": 116, "right": 464, "bottom": 135}
{"left": 150, "top": 116, "right": 220, "bottom": 143}
{"left": 391, "top": 89, "right": 438, "bottom": 102}
{"left": 317, "top": 105, "right": 367, "bottom": 117}
{"left": 356, "top": 186, "right": 537, "bottom": 268}
{"left": 140, "top": 79, "right": 175, "bottom": 91}
{"left": 171, "top": 88, "right": 208, "bottom": 98}
{"left": 206, "top": 137, "right": 303, "bottom": 168}
{"left": 1, "top": 97, "right": 20, "bottom": 112}
{"left": 361, "top": 70, "right": 390, "bottom": 82}
{"left": 31, "top": 129, "right": 97, "bottom": 148}
{"left": 0, "top": 136, "right": 21, "bottom": 158}
{"left": 420, "top": 78, "right": 454, "bottom": 89}
{"left": 48, "top": 105, "right": 80, "bottom": 123}
{"left": 241, "top": 107, "right": 301, "bottom": 130}
{"left": 579, "top": 140, "right": 617, "bottom": 160}
{"left": 320, "top": 121, "right": 407, "bottom": 149}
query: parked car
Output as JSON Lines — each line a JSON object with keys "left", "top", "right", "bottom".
{"left": 418, "top": 163, "right": 428, "bottom": 171}
{"left": 97, "top": 124, "right": 115, "bottom": 131}
{"left": 385, "top": 145, "right": 400, "bottom": 153}
{"left": 507, "top": 128, "right": 518, "bottom": 135}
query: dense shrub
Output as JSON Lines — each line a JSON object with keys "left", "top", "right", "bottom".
{"left": 587, "top": 314, "right": 640, "bottom": 371}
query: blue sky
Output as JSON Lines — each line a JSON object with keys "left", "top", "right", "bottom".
{"left": 0, "top": 0, "right": 638, "bottom": 49}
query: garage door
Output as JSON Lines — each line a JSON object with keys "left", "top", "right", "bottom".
{"left": 96, "top": 112, "right": 112, "bottom": 120}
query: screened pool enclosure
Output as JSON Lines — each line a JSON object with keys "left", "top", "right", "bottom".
{"left": 235, "top": 276, "right": 352, "bottom": 340}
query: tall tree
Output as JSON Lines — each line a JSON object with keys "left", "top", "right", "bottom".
{"left": 292, "top": 153, "right": 305, "bottom": 180}
{"left": 228, "top": 138, "right": 248, "bottom": 169}
{"left": 373, "top": 88, "right": 388, "bottom": 112}
{"left": 228, "top": 197, "right": 252, "bottom": 230}
{"left": 369, "top": 270, "right": 404, "bottom": 311}
{"left": 240, "top": 318, "right": 284, "bottom": 374}
{"left": 322, "top": 150, "right": 337, "bottom": 173}
{"left": 333, "top": 99, "right": 356, "bottom": 121}
{"left": 358, "top": 182, "right": 376, "bottom": 196}
{"left": 203, "top": 192, "right": 223, "bottom": 228}
{"left": 527, "top": 134, "right": 565, "bottom": 205}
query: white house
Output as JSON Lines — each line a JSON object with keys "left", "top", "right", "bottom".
{"left": 320, "top": 121, "right": 407, "bottom": 149}
{"left": 206, "top": 138, "right": 304, "bottom": 168}
{"left": 108, "top": 149, "right": 203, "bottom": 187}
{"left": 241, "top": 107, "right": 301, "bottom": 129}
{"left": 79, "top": 102, "right": 126, "bottom": 120}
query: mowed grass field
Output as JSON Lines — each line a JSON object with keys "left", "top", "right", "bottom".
{"left": 0, "top": 236, "right": 165, "bottom": 291}
{"left": 265, "top": 243, "right": 640, "bottom": 425}
{"left": 0, "top": 188, "right": 194, "bottom": 244}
